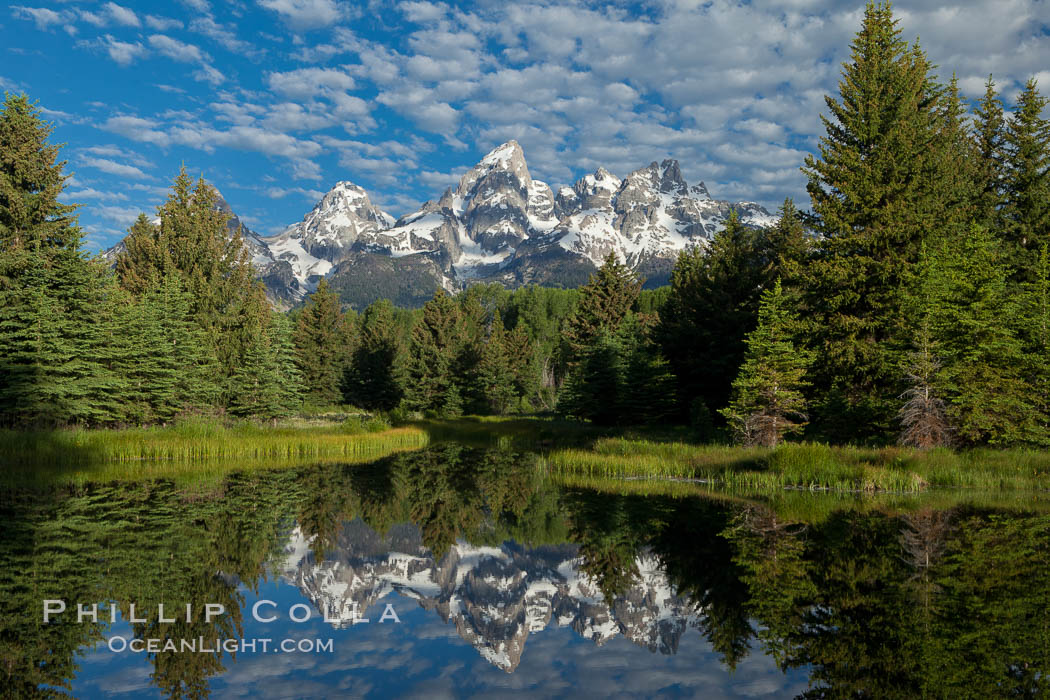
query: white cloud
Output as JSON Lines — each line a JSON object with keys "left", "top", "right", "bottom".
{"left": 11, "top": 6, "right": 68, "bottom": 30}
{"left": 264, "top": 186, "right": 325, "bottom": 200}
{"left": 258, "top": 0, "right": 343, "bottom": 31}
{"left": 67, "top": 188, "right": 129, "bottom": 202}
{"left": 148, "top": 35, "right": 207, "bottom": 63}
{"left": 81, "top": 144, "right": 152, "bottom": 168}
{"left": 101, "top": 116, "right": 171, "bottom": 147}
{"left": 78, "top": 10, "right": 107, "bottom": 27}
{"left": 398, "top": 1, "right": 448, "bottom": 24}
{"left": 94, "top": 205, "right": 143, "bottom": 227}
{"left": 190, "top": 15, "right": 261, "bottom": 56}
{"left": 82, "top": 157, "right": 153, "bottom": 179}
{"left": 145, "top": 15, "right": 183, "bottom": 31}
{"left": 0, "top": 75, "right": 24, "bottom": 92}
{"left": 193, "top": 64, "right": 226, "bottom": 85}
{"left": 268, "top": 67, "right": 355, "bottom": 98}
{"left": 103, "top": 2, "right": 140, "bottom": 28}
{"left": 98, "top": 35, "right": 147, "bottom": 66}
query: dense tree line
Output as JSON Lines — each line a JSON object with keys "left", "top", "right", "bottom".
{"left": 0, "top": 95, "right": 301, "bottom": 427}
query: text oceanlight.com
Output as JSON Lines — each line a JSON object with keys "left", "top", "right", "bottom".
{"left": 107, "top": 637, "right": 335, "bottom": 654}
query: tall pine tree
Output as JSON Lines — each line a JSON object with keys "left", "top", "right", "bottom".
{"left": 972, "top": 76, "right": 1006, "bottom": 228}
{"left": 404, "top": 291, "right": 465, "bottom": 415}
{"left": 924, "top": 225, "right": 1037, "bottom": 445}
{"left": 1000, "top": 77, "right": 1050, "bottom": 280}
{"left": 799, "top": 2, "right": 960, "bottom": 440}
{"left": 293, "top": 278, "right": 351, "bottom": 406}
{"left": 720, "top": 280, "right": 813, "bottom": 447}
{"left": 564, "top": 252, "right": 641, "bottom": 364}
{"left": 0, "top": 94, "right": 121, "bottom": 426}
{"left": 344, "top": 299, "right": 405, "bottom": 412}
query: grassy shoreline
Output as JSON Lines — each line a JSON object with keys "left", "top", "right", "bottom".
{"left": 4, "top": 416, "right": 1050, "bottom": 494}
{"left": 545, "top": 438, "right": 1050, "bottom": 493}
{"left": 0, "top": 419, "right": 429, "bottom": 485}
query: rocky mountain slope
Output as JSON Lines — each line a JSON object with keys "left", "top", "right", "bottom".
{"left": 280, "top": 521, "right": 700, "bottom": 672}
{"left": 106, "top": 142, "right": 773, "bottom": 309}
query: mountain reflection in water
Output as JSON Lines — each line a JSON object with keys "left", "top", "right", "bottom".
{"left": 1, "top": 444, "right": 1047, "bottom": 698}
{"left": 281, "top": 521, "right": 696, "bottom": 672}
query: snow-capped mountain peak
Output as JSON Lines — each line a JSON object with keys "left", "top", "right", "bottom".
{"left": 261, "top": 180, "right": 395, "bottom": 295}
{"left": 106, "top": 142, "right": 774, "bottom": 309}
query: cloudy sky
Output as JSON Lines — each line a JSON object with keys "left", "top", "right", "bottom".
{"left": 4, "top": 0, "right": 1049, "bottom": 250}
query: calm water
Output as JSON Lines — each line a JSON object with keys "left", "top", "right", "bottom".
{"left": 2, "top": 445, "right": 1047, "bottom": 699}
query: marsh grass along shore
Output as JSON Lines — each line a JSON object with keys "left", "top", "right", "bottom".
{"left": 545, "top": 438, "right": 1050, "bottom": 493}
{"left": 2, "top": 415, "right": 1050, "bottom": 495}
{"left": 0, "top": 416, "right": 428, "bottom": 485}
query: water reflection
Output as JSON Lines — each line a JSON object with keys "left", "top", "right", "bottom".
{"left": 0, "top": 445, "right": 1047, "bottom": 698}
{"left": 280, "top": 521, "right": 697, "bottom": 672}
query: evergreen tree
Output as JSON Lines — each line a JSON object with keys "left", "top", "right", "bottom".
{"left": 799, "top": 2, "right": 959, "bottom": 439}
{"left": 1024, "top": 245, "right": 1050, "bottom": 440}
{"left": 476, "top": 312, "right": 518, "bottom": 415}
{"left": 564, "top": 252, "right": 640, "bottom": 363}
{"left": 344, "top": 299, "right": 404, "bottom": 412}
{"left": 1000, "top": 77, "right": 1050, "bottom": 279}
{"left": 267, "top": 312, "right": 304, "bottom": 417}
{"left": 620, "top": 318, "right": 677, "bottom": 425}
{"left": 229, "top": 313, "right": 301, "bottom": 421}
{"left": 121, "top": 282, "right": 178, "bottom": 423}
{"left": 657, "top": 211, "right": 767, "bottom": 423}
{"left": 0, "top": 94, "right": 78, "bottom": 251}
{"left": 504, "top": 322, "right": 540, "bottom": 412}
{"left": 898, "top": 319, "right": 951, "bottom": 449}
{"left": 293, "top": 279, "right": 350, "bottom": 406}
{"left": 762, "top": 199, "right": 810, "bottom": 286}
{"left": 115, "top": 168, "right": 268, "bottom": 391}
{"left": 925, "top": 224, "right": 1037, "bottom": 445}
{"left": 0, "top": 94, "right": 122, "bottom": 426}
{"left": 560, "top": 330, "right": 626, "bottom": 426}
{"left": 972, "top": 76, "right": 1006, "bottom": 227}
{"left": 455, "top": 291, "right": 487, "bottom": 413}
{"left": 720, "top": 280, "right": 812, "bottom": 447}
{"left": 404, "top": 291, "right": 464, "bottom": 415}
{"left": 228, "top": 327, "right": 281, "bottom": 420}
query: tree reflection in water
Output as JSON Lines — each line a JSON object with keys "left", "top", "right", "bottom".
{"left": 0, "top": 446, "right": 1046, "bottom": 698}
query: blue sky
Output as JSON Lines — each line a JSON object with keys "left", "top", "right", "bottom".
{"left": 3, "top": 0, "right": 1049, "bottom": 251}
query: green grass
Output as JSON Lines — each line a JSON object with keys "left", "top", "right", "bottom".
{"left": 546, "top": 438, "right": 1050, "bottom": 493}
{"left": 0, "top": 417, "right": 428, "bottom": 485}
{"left": 550, "top": 471, "right": 1050, "bottom": 524}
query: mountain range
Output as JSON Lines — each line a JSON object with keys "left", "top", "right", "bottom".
{"left": 279, "top": 520, "right": 700, "bottom": 673}
{"left": 107, "top": 141, "right": 774, "bottom": 309}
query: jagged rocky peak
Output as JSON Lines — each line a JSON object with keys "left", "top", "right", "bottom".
{"left": 294, "top": 180, "right": 394, "bottom": 246}
{"left": 691, "top": 181, "right": 711, "bottom": 200}
{"left": 456, "top": 140, "right": 531, "bottom": 200}
{"left": 456, "top": 140, "right": 535, "bottom": 252}
{"left": 262, "top": 180, "right": 396, "bottom": 293}
{"left": 526, "top": 179, "right": 559, "bottom": 232}
{"left": 573, "top": 167, "right": 621, "bottom": 211}
{"left": 111, "top": 140, "right": 777, "bottom": 309}
{"left": 619, "top": 159, "right": 689, "bottom": 203}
